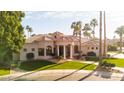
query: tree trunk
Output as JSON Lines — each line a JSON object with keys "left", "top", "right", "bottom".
{"left": 120, "top": 34, "right": 122, "bottom": 52}
{"left": 79, "top": 30, "right": 82, "bottom": 58}
{"left": 99, "top": 11, "right": 103, "bottom": 65}
{"left": 93, "top": 27, "right": 95, "bottom": 38}
{"left": 103, "top": 11, "right": 107, "bottom": 57}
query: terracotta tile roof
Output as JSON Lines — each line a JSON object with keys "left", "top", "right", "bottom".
{"left": 26, "top": 34, "right": 53, "bottom": 43}
{"left": 25, "top": 32, "right": 91, "bottom": 43}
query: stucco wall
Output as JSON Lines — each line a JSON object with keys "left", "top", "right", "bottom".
{"left": 20, "top": 41, "right": 54, "bottom": 61}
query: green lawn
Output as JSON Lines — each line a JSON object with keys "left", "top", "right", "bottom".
{"left": 19, "top": 60, "right": 96, "bottom": 71}
{"left": 0, "top": 69, "right": 10, "bottom": 76}
{"left": 0, "top": 65, "right": 10, "bottom": 76}
{"left": 107, "top": 51, "right": 119, "bottom": 54}
{"left": 103, "top": 58, "right": 124, "bottom": 67}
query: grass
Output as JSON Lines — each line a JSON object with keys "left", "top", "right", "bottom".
{"left": 0, "top": 64, "right": 10, "bottom": 76}
{"left": 103, "top": 58, "right": 124, "bottom": 67}
{"left": 0, "top": 69, "right": 10, "bottom": 76}
{"left": 107, "top": 51, "right": 119, "bottom": 54}
{"left": 19, "top": 60, "right": 96, "bottom": 71}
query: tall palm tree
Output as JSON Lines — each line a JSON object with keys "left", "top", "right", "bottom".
{"left": 77, "top": 21, "right": 82, "bottom": 58}
{"left": 26, "top": 25, "right": 33, "bottom": 38}
{"left": 90, "top": 18, "right": 98, "bottom": 38}
{"left": 71, "top": 21, "right": 82, "bottom": 57}
{"left": 83, "top": 31, "right": 91, "bottom": 38}
{"left": 115, "top": 25, "right": 124, "bottom": 52}
{"left": 82, "top": 23, "right": 91, "bottom": 38}
{"left": 71, "top": 22, "right": 80, "bottom": 36}
{"left": 103, "top": 11, "right": 107, "bottom": 57}
{"left": 99, "top": 11, "right": 103, "bottom": 65}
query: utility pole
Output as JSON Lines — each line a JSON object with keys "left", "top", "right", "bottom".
{"left": 103, "top": 11, "right": 107, "bottom": 57}
{"left": 99, "top": 11, "right": 103, "bottom": 65}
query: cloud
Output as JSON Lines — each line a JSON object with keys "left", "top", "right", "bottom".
{"left": 24, "top": 11, "right": 98, "bottom": 20}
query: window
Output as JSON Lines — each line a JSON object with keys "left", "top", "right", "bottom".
{"left": 32, "top": 48, "right": 35, "bottom": 51}
{"left": 46, "top": 46, "right": 52, "bottom": 56}
{"left": 38, "top": 48, "right": 44, "bottom": 56}
{"left": 23, "top": 48, "right": 27, "bottom": 52}
{"left": 74, "top": 45, "right": 79, "bottom": 53}
{"left": 54, "top": 36, "right": 56, "bottom": 38}
{"left": 96, "top": 47, "right": 98, "bottom": 50}
{"left": 91, "top": 47, "right": 94, "bottom": 50}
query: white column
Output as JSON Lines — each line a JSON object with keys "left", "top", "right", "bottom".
{"left": 70, "top": 45, "right": 73, "bottom": 59}
{"left": 57, "top": 45, "right": 59, "bottom": 56}
{"left": 63, "top": 45, "right": 66, "bottom": 59}
{"left": 44, "top": 46, "right": 46, "bottom": 57}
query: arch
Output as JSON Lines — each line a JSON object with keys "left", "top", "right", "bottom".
{"left": 46, "top": 46, "right": 52, "bottom": 56}
{"left": 74, "top": 45, "right": 79, "bottom": 53}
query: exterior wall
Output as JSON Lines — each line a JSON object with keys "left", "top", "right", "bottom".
{"left": 81, "top": 45, "right": 99, "bottom": 56}
{"left": 36, "top": 41, "right": 54, "bottom": 60}
{"left": 20, "top": 39, "right": 106, "bottom": 60}
{"left": 20, "top": 41, "right": 54, "bottom": 61}
{"left": 20, "top": 43, "right": 38, "bottom": 60}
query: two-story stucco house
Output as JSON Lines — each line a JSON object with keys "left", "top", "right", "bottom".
{"left": 19, "top": 31, "right": 105, "bottom": 61}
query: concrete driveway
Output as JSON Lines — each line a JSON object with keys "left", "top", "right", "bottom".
{"left": 108, "top": 52, "right": 124, "bottom": 59}
{"left": 0, "top": 70, "right": 123, "bottom": 81}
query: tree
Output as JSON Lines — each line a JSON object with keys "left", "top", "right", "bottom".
{"left": 115, "top": 25, "right": 124, "bottom": 52}
{"left": 26, "top": 25, "right": 33, "bottom": 38}
{"left": 82, "top": 23, "right": 91, "bottom": 38}
{"left": 71, "top": 21, "right": 82, "bottom": 57}
{"left": 71, "top": 22, "right": 80, "bottom": 36}
{"left": 83, "top": 31, "right": 91, "bottom": 38}
{"left": 0, "top": 11, "right": 25, "bottom": 64}
{"left": 90, "top": 18, "right": 98, "bottom": 38}
{"left": 103, "top": 11, "right": 107, "bottom": 57}
{"left": 99, "top": 11, "right": 103, "bottom": 65}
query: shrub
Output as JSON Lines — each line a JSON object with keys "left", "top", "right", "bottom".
{"left": 26, "top": 53, "right": 34, "bottom": 60}
{"left": 100, "top": 61, "right": 115, "bottom": 68}
{"left": 85, "top": 56, "right": 99, "bottom": 61}
{"left": 87, "top": 51, "right": 96, "bottom": 56}
{"left": 108, "top": 45, "right": 117, "bottom": 51}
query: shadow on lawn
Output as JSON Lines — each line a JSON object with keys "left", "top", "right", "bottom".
{"left": 19, "top": 60, "right": 57, "bottom": 71}
{"left": 54, "top": 64, "right": 94, "bottom": 81}
{"left": 10, "top": 62, "right": 67, "bottom": 81}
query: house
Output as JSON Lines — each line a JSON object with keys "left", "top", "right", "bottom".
{"left": 20, "top": 31, "right": 104, "bottom": 61}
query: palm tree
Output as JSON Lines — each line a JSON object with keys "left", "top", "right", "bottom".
{"left": 90, "top": 18, "right": 98, "bottom": 38}
{"left": 71, "top": 22, "right": 80, "bottom": 36}
{"left": 26, "top": 25, "right": 33, "bottom": 38}
{"left": 115, "top": 25, "right": 124, "bottom": 52}
{"left": 71, "top": 21, "right": 82, "bottom": 57}
{"left": 82, "top": 23, "right": 91, "bottom": 38}
{"left": 99, "top": 11, "right": 103, "bottom": 65}
{"left": 103, "top": 11, "right": 107, "bottom": 57}
{"left": 83, "top": 30, "right": 91, "bottom": 38}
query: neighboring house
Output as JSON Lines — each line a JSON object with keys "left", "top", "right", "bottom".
{"left": 20, "top": 31, "right": 104, "bottom": 61}
{"left": 107, "top": 38, "right": 124, "bottom": 46}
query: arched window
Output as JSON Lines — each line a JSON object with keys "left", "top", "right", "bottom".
{"left": 74, "top": 45, "right": 79, "bottom": 53}
{"left": 38, "top": 48, "right": 44, "bottom": 56}
{"left": 46, "top": 46, "right": 52, "bottom": 56}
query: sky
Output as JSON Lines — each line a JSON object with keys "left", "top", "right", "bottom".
{"left": 22, "top": 11, "right": 124, "bottom": 39}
